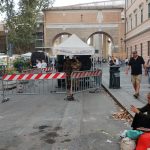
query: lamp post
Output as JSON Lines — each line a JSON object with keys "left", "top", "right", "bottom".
{"left": 4, "top": 28, "right": 9, "bottom": 68}
{"left": 120, "top": 38, "right": 124, "bottom": 59}
{"left": 120, "top": 38, "right": 123, "bottom": 49}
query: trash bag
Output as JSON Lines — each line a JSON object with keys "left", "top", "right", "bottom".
{"left": 120, "top": 137, "right": 136, "bottom": 150}
{"left": 126, "top": 130, "right": 143, "bottom": 140}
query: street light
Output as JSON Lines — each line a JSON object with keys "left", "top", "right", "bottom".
{"left": 4, "top": 29, "right": 8, "bottom": 54}
{"left": 120, "top": 38, "right": 123, "bottom": 48}
{"left": 4, "top": 28, "right": 9, "bottom": 67}
{"left": 120, "top": 37, "right": 124, "bottom": 58}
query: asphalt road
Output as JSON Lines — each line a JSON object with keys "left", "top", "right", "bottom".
{"left": 0, "top": 89, "right": 130, "bottom": 150}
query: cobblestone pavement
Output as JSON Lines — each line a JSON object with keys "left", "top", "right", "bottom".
{"left": 102, "top": 64, "right": 150, "bottom": 104}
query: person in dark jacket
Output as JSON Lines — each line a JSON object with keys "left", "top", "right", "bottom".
{"left": 131, "top": 92, "right": 150, "bottom": 129}
{"left": 63, "top": 56, "right": 72, "bottom": 90}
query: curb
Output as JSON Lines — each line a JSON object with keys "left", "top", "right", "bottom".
{"left": 102, "top": 83, "right": 133, "bottom": 118}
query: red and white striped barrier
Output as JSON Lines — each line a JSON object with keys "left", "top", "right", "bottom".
{"left": 71, "top": 70, "right": 102, "bottom": 79}
{"left": 42, "top": 67, "right": 55, "bottom": 72}
{"left": 23, "top": 67, "right": 55, "bottom": 74}
{"left": 3, "top": 72, "right": 66, "bottom": 81}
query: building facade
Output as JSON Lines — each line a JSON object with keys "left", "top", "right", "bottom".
{"left": 43, "top": 1, "right": 126, "bottom": 59}
{"left": 125, "top": 0, "right": 150, "bottom": 60}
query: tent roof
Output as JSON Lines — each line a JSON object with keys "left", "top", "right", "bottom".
{"left": 53, "top": 34, "right": 95, "bottom": 55}
{"left": 21, "top": 52, "right": 32, "bottom": 57}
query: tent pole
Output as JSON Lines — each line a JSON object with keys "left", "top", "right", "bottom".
{"left": 92, "top": 55, "right": 95, "bottom": 70}
{"left": 52, "top": 57, "right": 55, "bottom": 72}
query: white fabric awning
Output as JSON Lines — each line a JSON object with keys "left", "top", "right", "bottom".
{"left": 53, "top": 34, "right": 95, "bottom": 55}
{"left": 21, "top": 52, "right": 32, "bottom": 57}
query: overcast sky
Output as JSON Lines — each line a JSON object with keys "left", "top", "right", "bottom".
{"left": 0, "top": 0, "right": 117, "bottom": 21}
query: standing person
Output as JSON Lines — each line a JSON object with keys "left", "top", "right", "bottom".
{"left": 109, "top": 56, "right": 116, "bottom": 66}
{"left": 63, "top": 56, "right": 72, "bottom": 90}
{"left": 17, "top": 62, "right": 23, "bottom": 73}
{"left": 36, "top": 60, "right": 42, "bottom": 69}
{"left": 109, "top": 56, "right": 116, "bottom": 88}
{"left": 63, "top": 56, "right": 73, "bottom": 100}
{"left": 146, "top": 57, "right": 150, "bottom": 87}
{"left": 126, "top": 51, "right": 147, "bottom": 98}
{"left": 125, "top": 57, "right": 129, "bottom": 66}
{"left": 41, "top": 60, "right": 47, "bottom": 69}
{"left": 115, "top": 57, "right": 119, "bottom": 65}
{"left": 97, "top": 57, "right": 100, "bottom": 64}
{"left": 71, "top": 57, "right": 81, "bottom": 72}
{"left": 71, "top": 57, "right": 82, "bottom": 90}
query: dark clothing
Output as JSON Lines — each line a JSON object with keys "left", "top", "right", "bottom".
{"left": 109, "top": 60, "right": 116, "bottom": 71}
{"left": 78, "top": 56, "right": 91, "bottom": 71}
{"left": 125, "top": 62, "right": 128, "bottom": 66}
{"left": 17, "top": 63, "right": 23, "bottom": 73}
{"left": 139, "top": 104, "right": 150, "bottom": 115}
{"left": 128, "top": 56, "right": 145, "bottom": 75}
{"left": 63, "top": 59, "right": 72, "bottom": 89}
{"left": 131, "top": 104, "right": 150, "bottom": 129}
{"left": 63, "top": 59, "right": 72, "bottom": 75}
{"left": 109, "top": 60, "right": 115, "bottom": 66}
{"left": 109, "top": 60, "right": 120, "bottom": 88}
{"left": 147, "top": 59, "right": 150, "bottom": 72}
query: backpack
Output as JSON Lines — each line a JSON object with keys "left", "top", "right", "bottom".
{"left": 126, "top": 130, "right": 143, "bottom": 140}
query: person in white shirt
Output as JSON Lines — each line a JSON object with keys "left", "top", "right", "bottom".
{"left": 41, "top": 60, "right": 47, "bottom": 69}
{"left": 125, "top": 58, "right": 129, "bottom": 66}
{"left": 36, "top": 60, "right": 42, "bottom": 69}
{"left": 115, "top": 57, "right": 119, "bottom": 65}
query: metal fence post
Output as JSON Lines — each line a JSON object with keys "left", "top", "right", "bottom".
{"left": 1, "top": 66, "right": 9, "bottom": 103}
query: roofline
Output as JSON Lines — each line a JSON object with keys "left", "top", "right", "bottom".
{"left": 67, "top": 0, "right": 124, "bottom": 7}
{"left": 43, "top": 6, "right": 124, "bottom": 12}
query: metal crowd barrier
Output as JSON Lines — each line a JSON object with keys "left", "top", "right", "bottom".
{"left": 1, "top": 72, "right": 67, "bottom": 102}
{"left": 70, "top": 69, "right": 102, "bottom": 95}
{"left": 0, "top": 69, "right": 102, "bottom": 103}
{"left": 23, "top": 67, "right": 55, "bottom": 74}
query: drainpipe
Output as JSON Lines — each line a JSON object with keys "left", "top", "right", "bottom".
{"left": 124, "top": 0, "right": 127, "bottom": 58}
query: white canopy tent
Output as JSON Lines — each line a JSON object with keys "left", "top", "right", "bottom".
{"left": 53, "top": 34, "right": 95, "bottom": 56}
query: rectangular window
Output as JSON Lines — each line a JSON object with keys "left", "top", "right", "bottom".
{"left": 126, "top": 20, "right": 129, "bottom": 32}
{"left": 35, "top": 39, "right": 44, "bottom": 47}
{"left": 135, "top": 14, "right": 137, "bottom": 26}
{"left": 141, "top": 9, "right": 143, "bottom": 23}
{"left": 148, "top": 3, "right": 150, "bottom": 18}
{"left": 135, "top": 45, "right": 137, "bottom": 51}
{"left": 148, "top": 41, "right": 150, "bottom": 56}
{"left": 36, "top": 32, "right": 43, "bottom": 40}
{"left": 130, "top": 46, "right": 132, "bottom": 56}
{"left": 140, "top": 43, "right": 143, "bottom": 56}
{"left": 131, "top": 17, "right": 132, "bottom": 29}
{"left": 95, "top": 49, "right": 99, "bottom": 54}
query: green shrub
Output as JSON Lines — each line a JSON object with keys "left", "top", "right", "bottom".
{"left": 13, "top": 58, "right": 30, "bottom": 70}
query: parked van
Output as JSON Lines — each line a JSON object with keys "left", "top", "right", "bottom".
{"left": 31, "top": 51, "right": 48, "bottom": 67}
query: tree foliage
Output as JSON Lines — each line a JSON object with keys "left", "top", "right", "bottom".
{"left": 0, "top": 0, "right": 15, "bottom": 18}
{"left": 1, "top": 0, "right": 55, "bottom": 54}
